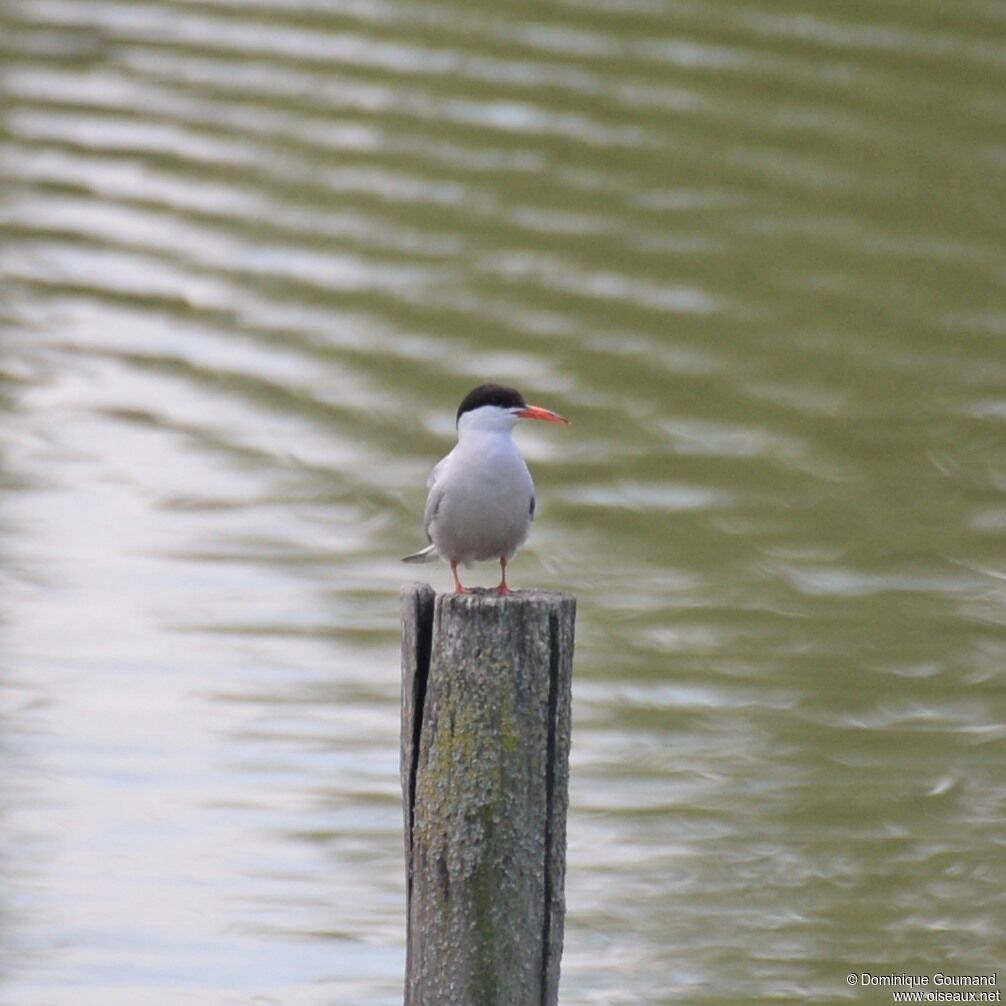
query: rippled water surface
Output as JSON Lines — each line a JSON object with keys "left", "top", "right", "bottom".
{"left": 2, "top": 1, "right": 1005, "bottom": 1003}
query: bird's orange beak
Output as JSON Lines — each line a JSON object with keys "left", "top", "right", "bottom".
{"left": 516, "top": 404, "right": 570, "bottom": 424}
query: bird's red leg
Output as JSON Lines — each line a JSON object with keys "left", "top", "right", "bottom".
{"left": 451, "top": 560, "right": 470, "bottom": 594}
{"left": 495, "top": 557, "right": 514, "bottom": 595}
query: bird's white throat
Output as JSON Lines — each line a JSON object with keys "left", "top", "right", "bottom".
{"left": 457, "top": 404, "right": 520, "bottom": 438}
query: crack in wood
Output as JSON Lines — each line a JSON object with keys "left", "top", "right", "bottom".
{"left": 407, "top": 588, "right": 434, "bottom": 866}
{"left": 540, "top": 608, "right": 560, "bottom": 1006}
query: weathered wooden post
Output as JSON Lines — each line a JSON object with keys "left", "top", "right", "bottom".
{"left": 401, "top": 584, "right": 575, "bottom": 1006}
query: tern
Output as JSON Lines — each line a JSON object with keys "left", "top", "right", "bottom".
{"left": 402, "top": 383, "right": 570, "bottom": 594}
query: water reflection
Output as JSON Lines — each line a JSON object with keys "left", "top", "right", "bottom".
{"left": 2, "top": 0, "right": 1005, "bottom": 1003}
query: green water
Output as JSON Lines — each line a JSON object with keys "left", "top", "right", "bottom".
{"left": 1, "top": 2, "right": 1004, "bottom": 1003}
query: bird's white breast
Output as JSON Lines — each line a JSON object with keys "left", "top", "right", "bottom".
{"left": 426, "top": 431, "right": 535, "bottom": 564}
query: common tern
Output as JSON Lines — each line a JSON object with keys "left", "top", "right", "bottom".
{"left": 402, "top": 383, "right": 570, "bottom": 594}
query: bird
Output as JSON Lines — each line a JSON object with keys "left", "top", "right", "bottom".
{"left": 402, "top": 383, "right": 570, "bottom": 594}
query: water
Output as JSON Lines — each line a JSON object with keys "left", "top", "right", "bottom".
{"left": 2, "top": 1, "right": 1005, "bottom": 1003}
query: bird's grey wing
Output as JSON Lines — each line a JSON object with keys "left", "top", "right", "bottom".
{"left": 426, "top": 451, "right": 451, "bottom": 489}
{"left": 422, "top": 450, "right": 453, "bottom": 541}
{"left": 422, "top": 481, "right": 446, "bottom": 542}
{"left": 529, "top": 494, "right": 536, "bottom": 521}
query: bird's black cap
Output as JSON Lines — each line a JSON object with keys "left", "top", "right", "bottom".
{"left": 456, "top": 383, "right": 527, "bottom": 424}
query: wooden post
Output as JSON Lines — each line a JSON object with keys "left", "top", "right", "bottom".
{"left": 400, "top": 584, "right": 575, "bottom": 1006}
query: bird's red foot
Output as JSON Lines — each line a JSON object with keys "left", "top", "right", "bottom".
{"left": 495, "top": 557, "right": 515, "bottom": 594}
{"left": 450, "top": 561, "right": 469, "bottom": 594}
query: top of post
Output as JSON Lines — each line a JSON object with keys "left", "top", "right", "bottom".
{"left": 402, "top": 583, "right": 575, "bottom": 608}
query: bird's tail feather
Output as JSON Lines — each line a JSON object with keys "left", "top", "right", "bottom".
{"left": 402, "top": 544, "right": 439, "bottom": 563}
